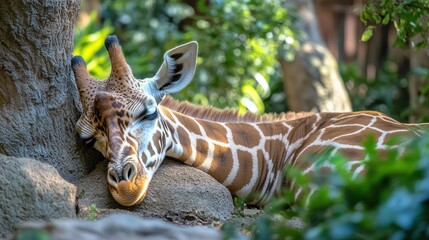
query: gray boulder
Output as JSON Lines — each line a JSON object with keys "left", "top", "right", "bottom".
{"left": 12, "top": 213, "right": 222, "bottom": 240}
{"left": 76, "top": 158, "right": 234, "bottom": 221}
{"left": 0, "top": 154, "right": 76, "bottom": 238}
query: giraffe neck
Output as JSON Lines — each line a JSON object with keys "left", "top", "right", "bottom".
{"left": 159, "top": 106, "right": 314, "bottom": 205}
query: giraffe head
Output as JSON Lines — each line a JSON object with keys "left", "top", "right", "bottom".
{"left": 71, "top": 35, "right": 197, "bottom": 206}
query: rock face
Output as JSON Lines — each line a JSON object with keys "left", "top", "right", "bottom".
{"left": 76, "top": 158, "right": 234, "bottom": 221}
{"left": 0, "top": 154, "right": 76, "bottom": 238}
{"left": 13, "top": 213, "right": 222, "bottom": 240}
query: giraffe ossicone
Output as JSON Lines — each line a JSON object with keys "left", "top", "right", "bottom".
{"left": 72, "top": 35, "right": 428, "bottom": 207}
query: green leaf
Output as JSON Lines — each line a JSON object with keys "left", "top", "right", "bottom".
{"left": 361, "top": 26, "right": 375, "bottom": 42}
{"left": 241, "top": 84, "right": 265, "bottom": 113}
{"left": 382, "top": 14, "right": 390, "bottom": 25}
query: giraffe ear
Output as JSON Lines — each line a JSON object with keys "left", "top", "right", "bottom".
{"left": 152, "top": 41, "right": 198, "bottom": 95}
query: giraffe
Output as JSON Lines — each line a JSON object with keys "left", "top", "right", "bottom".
{"left": 71, "top": 35, "right": 428, "bottom": 207}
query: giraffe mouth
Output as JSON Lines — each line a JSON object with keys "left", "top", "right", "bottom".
{"left": 108, "top": 174, "right": 149, "bottom": 206}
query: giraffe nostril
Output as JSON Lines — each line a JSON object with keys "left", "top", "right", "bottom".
{"left": 123, "top": 163, "right": 136, "bottom": 181}
{"left": 108, "top": 171, "right": 119, "bottom": 186}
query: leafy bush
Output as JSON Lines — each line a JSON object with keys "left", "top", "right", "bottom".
{"left": 360, "top": 0, "right": 429, "bottom": 49}
{"left": 340, "top": 61, "right": 410, "bottom": 122}
{"left": 340, "top": 61, "right": 429, "bottom": 123}
{"left": 225, "top": 133, "right": 429, "bottom": 239}
{"left": 76, "top": 0, "right": 298, "bottom": 113}
{"left": 179, "top": 0, "right": 298, "bottom": 113}
{"left": 409, "top": 67, "right": 429, "bottom": 123}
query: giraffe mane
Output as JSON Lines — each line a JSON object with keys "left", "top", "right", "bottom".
{"left": 160, "top": 96, "right": 314, "bottom": 123}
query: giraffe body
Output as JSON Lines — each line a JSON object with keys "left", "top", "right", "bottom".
{"left": 71, "top": 36, "right": 428, "bottom": 206}
{"left": 158, "top": 101, "right": 425, "bottom": 205}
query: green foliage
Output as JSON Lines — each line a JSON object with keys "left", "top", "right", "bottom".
{"left": 86, "top": 203, "right": 99, "bottom": 220}
{"left": 360, "top": 0, "right": 429, "bottom": 49}
{"left": 232, "top": 197, "right": 247, "bottom": 217}
{"left": 76, "top": 0, "right": 297, "bottom": 113}
{"left": 74, "top": 12, "right": 113, "bottom": 79}
{"left": 410, "top": 67, "right": 429, "bottom": 122}
{"left": 16, "top": 229, "right": 51, "bottom": 240}
{"left": 340, "top": 61, "right": 410, "bottom": 122}
{"left": 361, "top": 26, "right": 375, "bottom": 42}
{"left": 73, "top": 1, "right": 429, "bottom": 116}
{"left": 225, "top": 133, "right": 429, "bottom": 239}
{"left": 180, "top": 0, "right": 298, "bottom": 113}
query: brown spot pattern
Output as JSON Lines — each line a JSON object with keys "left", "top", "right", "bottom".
{"left": 229, "top": 150, "right": 253, "bottom": 194}
{"left": 227, "top": 123, "right": 260, "bottom": 147}
{"left": 208, "top": 144, "right": 234, "bottom": 184}
{"left": 193, "top": 139, "right": 209, "bottom": 168}
{"left": 176, "top": 114, "right": 202, "bottom": 135}
{"left": 203, "top": 122, "right": 228, "bottom": 143}
{"left": 266, "top": 140, "right": 287, "bottom": 173}
{"left": 177, "top": 126, "right": 192, "bottom": 160}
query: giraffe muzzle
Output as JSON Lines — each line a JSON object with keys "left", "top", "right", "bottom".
{"left": 107, "top": 162, "right": 148, "bottom": 206}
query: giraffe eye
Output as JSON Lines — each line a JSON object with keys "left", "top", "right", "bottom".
{"left": 82, "top": 137, "right": 96, "bottom": 147}
{"left": 137, "top": 110, "right": 158, "bottom": 122}
{"left": 143, "top": 111, "right": 158, "bottom": 121}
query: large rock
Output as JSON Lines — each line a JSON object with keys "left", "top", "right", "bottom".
{"left": 12, "top": 213, "right": 222, "bottom": 240}
{"left": 0, "top": 154, "right": 76, "bottom": 238}
{"left": 76, "top": 159, "right": 234, "bottom": 221}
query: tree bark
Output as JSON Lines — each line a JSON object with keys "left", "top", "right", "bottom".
{"left": 280, "top": 0, "right": 352, "bottom": 112}
{"left": 0, "top": 0, "right": 102, "bottom": 182}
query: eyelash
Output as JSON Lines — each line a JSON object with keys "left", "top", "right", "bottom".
{"left": 83, "top": 137, "right": 97, "bottom": 147}
{"left": 137, "top": 110, "right": 158, "bottom": 122}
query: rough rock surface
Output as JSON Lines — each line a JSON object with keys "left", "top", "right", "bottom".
{"left": 0, "top": 154, "right": 76, "bottom": 238}
{"left": 13, "top": 213, "right": 222, "bottom": 240}
{"left": 76, "top": 158, "right": 234, "bottom": 221}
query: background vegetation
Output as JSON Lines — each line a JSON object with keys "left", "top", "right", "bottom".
{"left": 75, "top": 0, "right": 428, "bottom": 120}
{"left": 75, "top": 0, "right": 299, "bottom": 114}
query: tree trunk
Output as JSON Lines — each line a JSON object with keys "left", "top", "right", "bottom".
{"left": 280, "top": 0, "right": 352, "bottom": 112}
{"left": 0, "top": 0, "right": 102, "bottom": 182}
